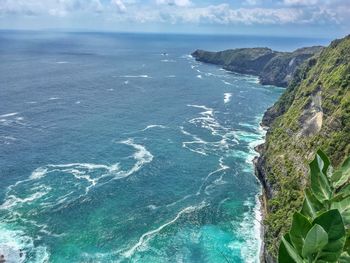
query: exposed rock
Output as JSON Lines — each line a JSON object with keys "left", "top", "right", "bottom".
{"left": 256, "top": 35, "right": 350, "bottom": 261}
{"left": 298, "top": 89, "right": 323, "bottom": 137}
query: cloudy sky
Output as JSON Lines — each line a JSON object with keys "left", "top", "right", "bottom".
{"left": 0, "top": 0, "right": 349, "bottom": 37}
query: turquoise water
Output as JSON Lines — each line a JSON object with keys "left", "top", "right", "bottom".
{"left": 0, "top": 32, "right": 317, "bottom": 262}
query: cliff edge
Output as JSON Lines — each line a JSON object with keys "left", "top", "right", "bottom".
{"left": 256, "top": 35, "right": 350, "bottom": 261}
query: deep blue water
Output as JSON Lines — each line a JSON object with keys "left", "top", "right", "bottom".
{"left": 0, "top": 32, "right": 327, "bottom": 263}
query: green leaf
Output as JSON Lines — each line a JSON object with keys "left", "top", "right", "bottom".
{"left": 290, "top": 213, "right": 312, "bottom": 254}
{"left": 279, "top": 234, "right": 298, "bottom": 263}
{"left": 344, "top": 231, "right": 350, "bottom": 255}
{"left": 331, "top": 196, "right": 350, "bottom": 228}
{"left": 317, "top": 149, "right": 331, "bottom": 178}
{"left": 338, "top": 252, "right": 350, "bottom": 263}
{"left": 302, "top": 224, "right": 328, "bottom": 258}
{"left": 312, "top": 209, "right": 346, "bottom": 261}
{"left": 281, "top": 235, "right": 305, "bottom": 263}
{"left": 310, "top": 152, "right": 332, "bottom": 202}
{"left": 301, "top": 189, "right": 325, "bottom": 220}
{"left": 337, "top": 184, "right": 350, "bottom": 198}
{"left": 332, "top": 156, "right": 350, "bottom": 190}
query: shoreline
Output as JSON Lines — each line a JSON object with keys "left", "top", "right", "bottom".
{"left": 252, "top": 123, "right": 272, "bottom": 263}
{"left": 248, "top": 118, "right": 269, "bottom": 263}
{"left": 253, "top": 140, "right": 275, "bottom": 263}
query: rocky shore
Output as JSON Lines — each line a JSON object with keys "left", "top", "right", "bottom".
{"left": 193, "top": 34, "right": 350, "bottom": 262}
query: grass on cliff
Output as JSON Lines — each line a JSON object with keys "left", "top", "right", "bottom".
{"left": 263, "top": 35, "right": 350, "bottom": 258}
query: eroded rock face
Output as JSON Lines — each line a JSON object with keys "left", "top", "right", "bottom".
{"left": 256, "top": 35, "right": 350, "bottom": 261}
{"left": 298, "top": 89, "right": 323, "bottom": 137}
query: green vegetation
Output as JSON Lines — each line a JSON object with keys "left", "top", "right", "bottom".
{"left": 278, "top": 150, "right": 350, "bottom": 263}
{"left": 260, "top": 35, "right": 350, "bottom": 260}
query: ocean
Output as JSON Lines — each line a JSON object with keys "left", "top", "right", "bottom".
{"left": 0, "top": 32, "right": 329, "bottom": 262}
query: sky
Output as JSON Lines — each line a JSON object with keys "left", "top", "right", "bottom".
{"left": 0, "top": 0, "right": 349, "bottom": 37}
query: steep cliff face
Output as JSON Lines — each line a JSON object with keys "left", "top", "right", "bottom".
{"left": 257, "top": 35, "right": 350, "bottom": 261}
{"left": 191, "top": 46, "right": 323, "bottom": 87}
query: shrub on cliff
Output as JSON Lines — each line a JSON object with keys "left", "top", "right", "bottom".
{"left": 278, "top": 150, "right": 350, "bottom": 262}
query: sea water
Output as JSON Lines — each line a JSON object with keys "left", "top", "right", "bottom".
{"left": 0, "top": 32, "right": 327, "bottom": 262}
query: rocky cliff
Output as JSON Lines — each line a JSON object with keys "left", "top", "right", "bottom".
{"left": 256, "top": 35, "right": 350, "bottom": 261}
{"left": 191, "top": 46, "right": 323, "bottom": 87}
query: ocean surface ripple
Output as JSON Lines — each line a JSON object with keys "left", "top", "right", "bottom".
{"left": 0, "top": 32, "right": 285, "bottom": 263}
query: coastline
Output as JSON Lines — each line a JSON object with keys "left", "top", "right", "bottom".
{"left": 247, "top": 117, "right": 269, "bottom": 263}
{"left": 252, "top": 123, "right": 273, "bottom": 263}
{"left": 191, "top": 52, "right": 279, "bottom": 262}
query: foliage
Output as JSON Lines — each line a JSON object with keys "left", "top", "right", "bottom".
{"left": 278, "top": 150, "right": 350, "bottom": 262}
{"left": 262, "top": 35, "right": 350, "bottom": 258}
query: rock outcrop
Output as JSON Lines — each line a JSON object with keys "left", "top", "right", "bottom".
{"left": 191, "top": 46, "right": 323, "bottom": 87}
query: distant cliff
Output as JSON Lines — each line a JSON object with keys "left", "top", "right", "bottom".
{"left": 191, "top": 46, "right": 323, "bottom": 87}
{"left": 256, "top": 35, "right": 350, "bottom": 262}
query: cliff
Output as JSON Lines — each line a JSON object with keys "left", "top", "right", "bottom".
{"left": 191, "top": 46, "right": 323, "bottom": 87}
{"left": 256, "top": 35, "right": 350, "bottom": 261}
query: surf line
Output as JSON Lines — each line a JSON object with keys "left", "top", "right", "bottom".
{"left": 122, "top": 202, "right": 206, "bottom": 258}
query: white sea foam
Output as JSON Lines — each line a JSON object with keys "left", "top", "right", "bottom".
{"left": 180, "top": 126, "right": 208, "bottom": 156}
{"left": 123, "top": 202, "right": 206, "bottom": 258}
{"left": 222, "top": 80, "right": 233, "bottom": 85}
{"left": 0, "top": 223, "right": 50, "bottom": 263}
{"left": 230, "top": 195, "right": 262, "bottom": 263}
{"left": 181, "top": 54, "right": 193, "bottom": 60}
{"left": 165, "top": 194, "right": 194, "bottom": 208}
{"left": 238, "top": 122, "right": 257, "bottom": 130}
{"left": 196, "top": 75, "right": 202, "bottom": 79}
{"left": 182, "top": 105, "right": 236, "bottom": 155}
{"left": 56, "top": 61, "right": 69, "bottom": 64}
{"left": 224, "top": 93, "right": 232, "bottom": 104}
{"left": 48, "top": 97, "right": 59, "bottom": 100}
{"left": 30, "top": 167, "right": 48, "bottom": 180}
{"left": 120, "top": 75, "right": 151, "bottom": 78}
{"left": 1, "top": 138, "right": 153, "bottom": 222}
{"left": 187, "top": 104, "right": 211, "bottom": 111}
{"left": 187, "top": 104, "right": 227, "bottom": 137}
{"left": 49, "top": 162, "right": 120, "bottom": 173}
{"left": 147, "top": 204, "right": 158, "bottom": 210}
{"left": 141, "top": 125, "right": 167, "bottom": 131}
{"left": 0, "top": 112, "right": 19, "bottom": 118}
{"left": 161, "top": 59, "right": 176, "bottom": 63}
{"left": 166, "top": 75, "right": 176, "bottom": 78}
{"left": 0, "top": 114, "right": 26, "bottom": 126}
{"left": 197, "top": 157, "right": 230, "bottom": 196}
{"left": 198, "top": 166, "right": 229, "bottom": 196}
{"left": 119, "top": 139, "right": 153, "bottom": 177}
{"left": 1, "top": 189, "right": 49, "bottom": 210}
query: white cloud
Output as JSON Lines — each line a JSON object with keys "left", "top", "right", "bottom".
{"left": 244, "top": 0, "right": 260, "bottom": 5}
{"left": 283, "top": 0, "right": 319, "bottom": 6}
{"left": 123, "top": 3, "right": 338, "bottom": 25}
{"left": 111, "top": 0, "right": 127, "bottom": 12}
{"left": 0, "top": 0, "right": 347, "bottom": 27}
{"left": 156, "top": 0, "right": 192, "bottom": 7}
{"left": 0, "top": 0, "right": 104, "bottom": 16}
